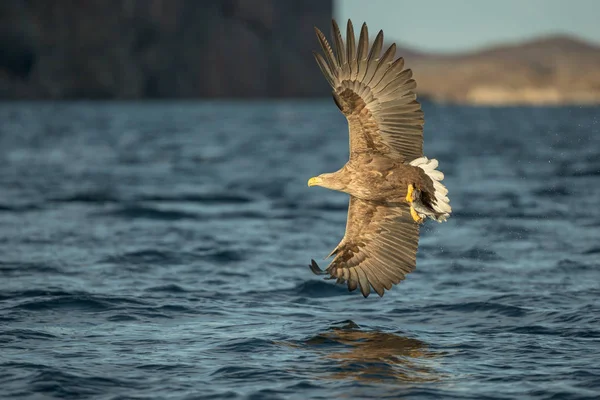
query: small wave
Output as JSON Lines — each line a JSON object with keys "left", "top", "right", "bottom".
{"left": 0, "top": 289, "right": 73, "bottom": 301}
{"left": 0, "top": 364, "right": 139, "bottom": 400}
{"left": 155, "top": 304, "right": 195, "bottom": 313}
{"left": 218, "top": 270, "right": 251, "bottom": 278}
{"left": 15, "top": 296, "right": 111, "bottom": 312}
{"left": 447, "top": 262, "right": 480, "bottom": 273}
{"left": 28, "top": 368, "right": 139, "bottom": 398}
{"left": 583, "top": 246, "right": 600, "bottom": 255}
{"left": 532, "top": 185, "right": 570, "bottom": 197}
{"left": 211, "top": 365, "right": 288, "bottom": 381}
{"left": 485, "top": 223, "right": 533, "bottom": 239}
{"left": 451, "top": 209, "right": 567, "bottom": 220}
{"left": 461, "top": 247, "right": 502, "bottom": 261}
{"left": 227, "top": 180, "right": 288, "bottom": 200}
{"left": 0, "top": 329, "right": 57, "bottom": 341}
{"left": 6, "top": 291, "right": 148, "bottom": 312}
{"left": 549, "top": 304, "right": 600, "bottom": 324}
{"left": 144, "top": 284, "right": 188, "bottom": 293}
{"left": 216, "top": 210, "right": 266, "bottom": 219}
{"left": 0, "top": 261, "right": 62, "bottom": 275}
{"left": 506, "top": 209, "right": 568, "bottom": 219}
{"left": 508, "top": 325, "right": 558, "bottom": 335}
{"left": 284, "top": 381, "right": 324, "bottom": 390}
{"left": 272, "top": 199, "right": 301, "bottom": 210}
{"left": 50, "top": 191, "right": 120, "bottom": 204}
{"left": 106, "top": 313, "right": 138, "bottom": 322}
{"left": 135, "top": 363, "right": 194, "bottom": 371}
{"left": 422, "top": 301, "right": 528, "bottom": 317}
{"left": 555, "top": 258, "right": 593, "bottom": 271}
{"left": 238, "top": 280, "right": 351, "bottom": 300}
{"left": 246, "top": 388, "right": 291, "bottom": 399}
{"left": 293, "top": 280, "right": 353, "bottom": 298}
{"left": 196, "top": 248, "right": 246, "bottom": 263}
{"left": 102, "top": 249, "right": 196, "bottom": 266}
{"left": 558, "top": 166, "right": 600, "bottom": 177}
{"left": 213, "top": 338, "right": 275, "bottom": 353}
{"left": 312, "top": 201, "right": 349, "bottom": 211}
{"left": 134, "top": 311, "right": 173, "bottom": 319}
{"left": 448, "top": 210, "right": 483, "bottom": 220}
{"left": 0, "top": 203, "right": 40, "bottom": 213}
{"left": 559, "top": 328, "right": 600, "bottom": 338}
{"left": 138, "top": 192, "right": 253, "bottom": 204}
{"left": 98, "top": 205, "right": 199, "bottom": 220}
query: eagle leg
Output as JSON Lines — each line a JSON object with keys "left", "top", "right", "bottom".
{"left": 405, "top": 183, "right": 415, "bottom": 203}
{"left": 410, "top": 206, "right": 424, "bottom": 224}
{"left": 406, "top": 184, "right": 424, "bottom": 223}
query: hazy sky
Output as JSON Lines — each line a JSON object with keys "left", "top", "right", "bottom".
{"left": 335, "top": 0, "right": 600, "bottom": 53}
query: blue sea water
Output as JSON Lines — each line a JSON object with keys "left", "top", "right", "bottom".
{"left": 0, "top": 100, "right": 599, "bottom": 399}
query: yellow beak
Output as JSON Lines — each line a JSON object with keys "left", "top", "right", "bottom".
{"left": 308, "top": 177, "right": 322, "bottom": 187}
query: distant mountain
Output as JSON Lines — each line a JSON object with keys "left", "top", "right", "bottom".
{"left": 397, "top": 35, "right": 600, "bottom": 105}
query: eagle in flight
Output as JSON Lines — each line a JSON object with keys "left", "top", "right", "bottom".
{"left": 307, "top": 19, "right": 452, "bottom": 297}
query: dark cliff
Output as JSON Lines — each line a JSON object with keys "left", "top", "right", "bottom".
{"left": 0, "top": 0, "right": 332, "bottom": 99}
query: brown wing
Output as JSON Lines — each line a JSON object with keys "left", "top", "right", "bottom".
{"left": 309, "top": 197, "right": 420, "bottom": 297}
{"left": 313, "top": 19, "right": 424, "bottom": 161}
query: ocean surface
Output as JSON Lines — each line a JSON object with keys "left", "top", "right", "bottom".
{"left": 0, "top": 101, "right": 599, "bottom": 400}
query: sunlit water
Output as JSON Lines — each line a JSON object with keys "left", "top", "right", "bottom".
{"left": 1, "top": 101, "right": 599, "bottom": 399}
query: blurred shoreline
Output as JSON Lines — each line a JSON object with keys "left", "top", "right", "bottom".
{"left": 1, "top": 1, "right": 599, "bottom": 105}
{"left": 404, "top": 34, "right": 600, "bottom": 106}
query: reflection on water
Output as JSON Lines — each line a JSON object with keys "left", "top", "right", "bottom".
{"left": 303, "top": 321, "right": 444, "bottom": 383}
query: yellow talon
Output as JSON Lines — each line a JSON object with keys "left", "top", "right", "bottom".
{"left": 410, "top": 206, "right": 423, "bottom": 223}
{"left": 406, "top": 184, "right": 415, "bottom": 203}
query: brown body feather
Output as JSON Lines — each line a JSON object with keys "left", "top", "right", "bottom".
{"left": 308, "top": 19, "right": 451, "bottom": 297}
{"left": 342, "top": 154, "right": 434, "bottom": 202}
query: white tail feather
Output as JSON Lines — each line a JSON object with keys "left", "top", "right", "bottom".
{"left": 410, "top": 156, "right": 452, "bottom": 222}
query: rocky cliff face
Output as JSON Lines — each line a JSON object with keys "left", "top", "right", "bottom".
{"left": 0, "top": 0, "right": 332, "bottom": 99}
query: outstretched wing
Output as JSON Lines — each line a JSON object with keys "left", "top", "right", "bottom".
{"left": 313, "top": 19, "right": 424, "bottom": 161}
{"left": 310, "top": 197, "right": 420, "bottom": 297}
